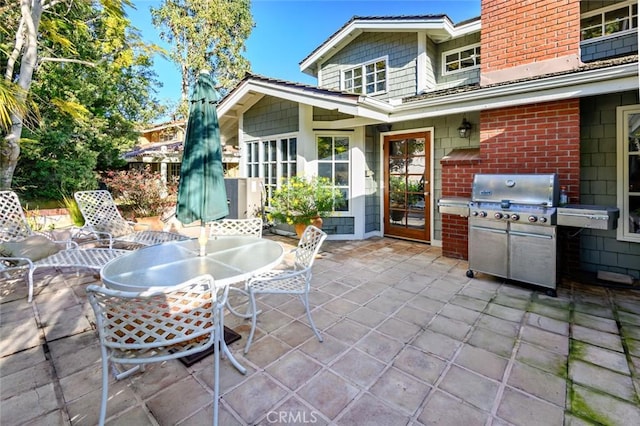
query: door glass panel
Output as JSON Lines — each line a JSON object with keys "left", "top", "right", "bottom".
{"left": 390, "top": 140, "right": 406, "bottom": 157}
{"left": 386, "top": 134, "right": 429, "bottom": 239}
{"left": 408, "top": 138, "right": 425, "bottom": 155}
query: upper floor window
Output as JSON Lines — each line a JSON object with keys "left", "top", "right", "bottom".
{"left": 442, "top": 44, "right": 481, "bottom": 75}
{"left": 617, "top": 105, "right": 640, "bottom": 243}
{"left": 342, "top": 57, "right": 387, "bottom": 95}
{"left": 581, "top": 1, "right": 637, "bottom": 41}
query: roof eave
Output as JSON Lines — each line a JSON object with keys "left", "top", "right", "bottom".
{"left": 391, "top": 62, "right": 639, "bottom": 121}
{"left": 218, "top": 76, "right": 392, "bottom": 127}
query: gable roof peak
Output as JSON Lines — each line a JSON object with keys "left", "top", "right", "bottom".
{"left": 300, "top": 13, "right": 480, "bottom": 76}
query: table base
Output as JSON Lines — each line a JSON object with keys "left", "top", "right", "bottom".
{"left": 178, "top": 327, "right": 242, "bottom": 367}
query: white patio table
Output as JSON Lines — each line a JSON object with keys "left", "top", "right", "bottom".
{"left": 100, "top": 236, "right": 285, "bottom": 373}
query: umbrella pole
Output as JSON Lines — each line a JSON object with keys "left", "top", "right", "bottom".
{"left": 198, "top": 225, "right": 208, "bottom": 256}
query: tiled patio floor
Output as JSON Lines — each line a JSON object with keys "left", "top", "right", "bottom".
{"left": 2, "top": 235, "right": 640, "bottom": 425}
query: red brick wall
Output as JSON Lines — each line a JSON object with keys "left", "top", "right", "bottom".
{"left": 481, "top": 0, "right": 580, "bottom": 74}
{"left": 441, "top": 99, "right": 581, "bottom": 259}
{"left": 480, "top": 100, "right": 581, "bottom": 196}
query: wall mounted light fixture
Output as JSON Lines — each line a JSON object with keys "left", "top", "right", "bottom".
{"left": 458, "top": 118, "right": 472, "bottom": 139}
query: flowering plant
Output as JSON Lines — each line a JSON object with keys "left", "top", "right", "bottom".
{"left": 101, "top": 166, "right": 178, "bottom": 218}
{"left": 268, "top": 175, "right": 344, "bottom": 225}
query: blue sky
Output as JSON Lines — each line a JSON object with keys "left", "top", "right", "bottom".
{"left": 128, "top": 0, "right": 481, "bottom": 103}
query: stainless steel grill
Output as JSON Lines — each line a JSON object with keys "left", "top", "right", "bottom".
{"left": 466, "top": 173, "right": 560, "bottom": 296}
{"left": 437, "top": 174, "right": 620, "bottom": 296}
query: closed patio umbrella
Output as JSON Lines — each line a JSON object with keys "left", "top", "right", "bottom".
{"left": 176, "top": 71, "right": 228, "bottom": 255}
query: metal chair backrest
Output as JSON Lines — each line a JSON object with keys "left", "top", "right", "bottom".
{"left": 294, "top": 225, "right": 327, "bottom": 271}
{"left": 75, "top": 190, "right": 133, "bottom": 237}
{"left": 86, "top": 275, "right": 223, "bottom": 425}
{"left": 209, "top": 217, "right": 263, "bottom": 238}
{"left": 87, "top": 275, "right": 220, "bottom": 360}
{"left": 0, "top": 191, "right": 33, "bottom": 242}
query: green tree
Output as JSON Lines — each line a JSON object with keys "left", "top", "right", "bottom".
{"left": 1, "top": 0, "right": 165, "bottom": 195}
{"left": 151, "top": 0, "right": 253, "bottom": 117}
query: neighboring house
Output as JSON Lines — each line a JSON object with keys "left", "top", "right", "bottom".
{"left": 125, "top": 120, "right": 241, "bottom": 181}
{"left": 216, "top": 0, "right": 639, "bottom": 281}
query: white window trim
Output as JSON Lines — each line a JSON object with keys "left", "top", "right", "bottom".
{"left": 314, "top": 132, "right": 352, "bottom": 217}
{"left": 245, "top": 133, "right": 298, "bottom": 195}
{"left": 441, "top": 43, "right": 481, "bottom": 76}
{"left": 616, "top": 105, "right": 640, "bottom": 243}
{"left": 341, "top": 56, "right": 388, "bottom": 96}
{"left": 580, "top": 0, "right": 637, "bottom": 43}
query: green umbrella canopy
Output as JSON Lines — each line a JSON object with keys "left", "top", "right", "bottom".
{"left": 176, "top": 72, "right": 229, "bottom": 224}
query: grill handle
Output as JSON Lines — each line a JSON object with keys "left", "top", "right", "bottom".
{"left": 470, "top": 225, "right": 507, "bottom": 235}
{"left": 509, "top": 230, "right": 553, "bottom": 239}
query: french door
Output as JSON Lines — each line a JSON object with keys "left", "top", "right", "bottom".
{"left": 384, "top": 132, "right": 431, "bottom": 241}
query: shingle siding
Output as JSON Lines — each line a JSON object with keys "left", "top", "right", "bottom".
{"left": 313, "top": 107, "right": 353, "bottom": 122}
{"left": 435, "top": 33, "right": 481, "bottom": 88}
{"left": 581, "top": 33, "right": 638, "bottom": 62}
{"left": 244, "top": 96, "right": 298, "bottom": 138}
{"left": 579, "top": 92, "right": 640, "bottom": 280}
{"left": 364, "top": 125, "right": 381, "bottom": 233}
{"left": 320, "top": 32, "right": 417, "bottom": 100}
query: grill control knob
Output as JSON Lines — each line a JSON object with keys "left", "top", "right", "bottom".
{"left": 478, "top": 211, "right": 487, "bottom": 218}
{"left": 528, "top": 215, "right": 538, "bottom": 223}
{"left": 494, "top": 212, "right": 503, "bottom": 219}
{"left": 539, "top": 217, "right": 547, "bottom": 223}
{"left": 471, "top": 211, "right": 478, "bottom": 216}
{"left": 511, "top": 214, "right": 520, "bottom": 221}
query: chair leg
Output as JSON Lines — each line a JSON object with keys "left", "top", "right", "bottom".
{"left": 27, "top": 268, "right": 35, "bottom": 303}
{"left": 218, "top": 306, "right": 247, "bottom": 374}
{"left": 244, "top": 289, "right": 259, "bottom": 354}
{"left": 213, "top": 327, "right": 220, "bottom": 426}
{"left": 225, "top": 286, "right": 255, "bottom": 319}
{"left": 98, "top": 349, "right": 109, "bottom": 426}
{"left": 301, "top": 293, "right": 323, "bottom": 342}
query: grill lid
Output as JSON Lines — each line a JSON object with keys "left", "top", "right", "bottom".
{"left": 471, "top": 174, "right": 559, "bottom": 207}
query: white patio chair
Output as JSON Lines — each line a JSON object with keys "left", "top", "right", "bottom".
{"left": 74, "top": 190, "right": 189, "bottom": 248}
{"left": 0, "top": 190, "right": 128, "bottom": 302}
{"left": 86, "top": 275, "right": 225, "bottom": 426}
{"left": 209, "top": 217, "right": 263, "bottom": 238}
{"left": 209, "top": 217, "right": 263, "bottom": 318}
{"left": 244, "top": 225, "right": 327, "bottom": 354}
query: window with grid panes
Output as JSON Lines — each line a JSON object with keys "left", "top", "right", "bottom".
{"left": 167, "top": 163, "right": 181, "bottom": 180}
{"left": 443, "top": 44, "right": 481, "bottom": 75}
{"left": 262, "top": 140, "right": 277, "bottom": 206}
{"left": 246, "top": 140, "right": 259, "bottom": 178}
{"left": 581, "top": 1, "right": 637, "bottom": 41}
{"left": 342, "top": 57, "right": 387, "bottom": 95}
{"left": 246, "top": 137, "right": 298, "bottom": 206}
{"left": 317, "top": 135, "right": 349, "bottom": 211}
{"left": 617, "top": 105, "right": 640, "bottom": 242}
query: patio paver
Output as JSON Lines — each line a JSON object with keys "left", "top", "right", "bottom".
{"left": 2, "top": 235, "right": 640, "bottom": 425}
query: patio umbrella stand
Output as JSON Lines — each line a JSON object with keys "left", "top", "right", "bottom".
{"left": 177, "top": 329, "right": 242, "bottom": 367}
{"left": 176, "top": 70, "right": 240, "bottom": 361}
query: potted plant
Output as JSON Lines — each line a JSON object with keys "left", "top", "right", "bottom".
{"left": 101, "top": 166, "right": 178, "bottom": 230}
{"left": 268, "top": 175, "right": 344, "bottom": 237}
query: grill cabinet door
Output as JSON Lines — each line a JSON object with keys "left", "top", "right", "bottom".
{"left": 468, "top": 218, "right": 508, "bottom": 279}
{"left": 508, "top": 223, "right": 557, "bottom": 289}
